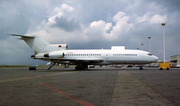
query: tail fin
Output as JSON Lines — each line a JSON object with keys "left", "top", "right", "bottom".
{"left": 9, "top": 34, "right": 50, "bottom": 54}
{"left": 10, "top": 34, "right": 68, "bottom": 54}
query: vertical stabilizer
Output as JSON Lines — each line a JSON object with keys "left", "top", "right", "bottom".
{"left": 9, "top": 34, "right": 50, "bottom": 54}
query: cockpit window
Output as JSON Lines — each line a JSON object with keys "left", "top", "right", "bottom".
{"left": 147, "top": 53, "right": 153, "bottom": 56}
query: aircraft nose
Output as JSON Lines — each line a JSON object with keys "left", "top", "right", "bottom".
{"left": 153, "top": 55, "right": 159, "bottom": 62}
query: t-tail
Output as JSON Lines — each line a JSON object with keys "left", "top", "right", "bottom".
{"left": 9, "top": 34, "right": 68, "bottom": 54}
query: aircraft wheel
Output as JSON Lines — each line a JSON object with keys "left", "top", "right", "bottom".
{"left": 75, "top": 66, "right": 80, "bottom": 70}
{"left": 139, "top": 66, "right": 143, "bottom": 70}
{"left": 75, "top": 65, "right": 88, "bottom": 70}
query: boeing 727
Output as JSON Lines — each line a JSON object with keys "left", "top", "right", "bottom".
{"left": 10, "top": 34, "right": 159, "bottom": 70}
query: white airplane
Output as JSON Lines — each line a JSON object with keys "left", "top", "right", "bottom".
{"left": 9, "top": 34, "right": 159, "bottom": 70}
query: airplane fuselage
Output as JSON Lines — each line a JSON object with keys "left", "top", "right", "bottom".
{"left": 34, "top": 47, "right": 158, "bottom": 66}
{"left": 61, "top": 49, "right": 157, "bottom": 65}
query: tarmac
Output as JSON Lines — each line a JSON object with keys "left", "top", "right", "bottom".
{"left": 0, "top": 66, "right": 180, "bottom": 106}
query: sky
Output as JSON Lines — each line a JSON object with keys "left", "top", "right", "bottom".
{"left": 0, "top": 0, "right": 180, "bottom": 65}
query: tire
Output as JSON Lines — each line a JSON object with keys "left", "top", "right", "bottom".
{"left": 75, "top": 66, "right": 79, "bottom": 70}
{"left": 139, "top": 67, "right": 143, "bottom": 70}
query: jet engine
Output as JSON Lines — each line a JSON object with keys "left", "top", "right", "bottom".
{"left": 44, "top": 51, "right": 64, "bottom": 58}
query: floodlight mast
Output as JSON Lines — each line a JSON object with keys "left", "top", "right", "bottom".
{"left": 141, "top": 43, "right": 143, "bottom": 50}
{"left": 161, "top": 23, "right": 166, "bottom": 63}
{"left": 148, "top": 37, "right": 151, "bottom": 53}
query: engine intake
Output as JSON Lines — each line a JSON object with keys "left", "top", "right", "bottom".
{"left": 44, "top": 54, "right": 49, "bottom": 57}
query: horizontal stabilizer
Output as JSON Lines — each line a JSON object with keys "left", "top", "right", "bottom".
{"left": 9, "top": 34, "right": 35, "bottom": 38}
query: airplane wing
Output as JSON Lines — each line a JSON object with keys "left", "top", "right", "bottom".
{"left": 68, "top": 58, "right": 103, "bottom": 62}
{"left": 39, "top": 58, "right": 103, "bottom": 70}
{"left": 36, "top": 58, "right": 103, "bottom": 63}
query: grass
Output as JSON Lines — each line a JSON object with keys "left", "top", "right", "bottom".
{"left": 0, "top": 65, "right": 75, "bottom": 68}
{"left": 0, "top": 65, "right": 29, "bottom": 67}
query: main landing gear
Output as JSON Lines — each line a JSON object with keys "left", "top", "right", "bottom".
{"left": 139, "top": 66, "right": 143, "bottom": 70}
{"left": 75, "top": 64, "right": 88, "bottom": 70}
{"left": 139, "top": 64, "right": 143, "bottom": 70}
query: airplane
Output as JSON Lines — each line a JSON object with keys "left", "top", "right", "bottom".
{"left": 9, "top": 34, "right": 159, "bottom": 70}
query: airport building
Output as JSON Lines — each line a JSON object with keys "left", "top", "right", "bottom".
{"left": 170, "top": 54, "right": 180, "bottom": 64}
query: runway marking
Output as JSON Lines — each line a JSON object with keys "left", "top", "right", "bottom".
{"left": 110, "top": 71, "right": 175, "bottom": 106}
{"left": 40, "top": 82, "right": 94, "bottom": 106}
{"left": 0, "top": 72, "right": 75, "bottom": 83}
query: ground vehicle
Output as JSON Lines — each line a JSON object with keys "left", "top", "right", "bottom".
{"left": 29, "top": 65, "right": 36, "bottom": 70}
{"left": 159, "top": 63, "right": 170, "bottom": 70}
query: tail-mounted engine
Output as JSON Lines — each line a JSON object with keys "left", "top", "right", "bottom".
{"left": 44, "top": 51, "right": 64, "bottom": 58}
{"left": 31, "top": 51, "right": 64, "bottom": 59}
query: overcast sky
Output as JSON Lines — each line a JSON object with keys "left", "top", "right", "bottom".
{"left": 0, "top": 0, "right": 180, "bottom": 65}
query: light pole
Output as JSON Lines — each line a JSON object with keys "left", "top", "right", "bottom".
{"left": 141, "top": 43, "right": 143, "bottom": 50}
{"left": 148, "top": 37, "right": 151, "bottom": 53}
{"left": 161, "top": 23, "right": 166, "bottom": 63}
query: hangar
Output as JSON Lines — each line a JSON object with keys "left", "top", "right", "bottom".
{"left": 170, "top": 54, "right": 180, "bottom": 64}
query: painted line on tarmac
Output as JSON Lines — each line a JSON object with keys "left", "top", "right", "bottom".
{"left": 27, "top": 72, "right": 75, "bottom": 78}
{"left": 40, "top": 82, "right": 94, "bottom": 106}
{"left": 0, "top": 72, "right": 75, "bottom": 83}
